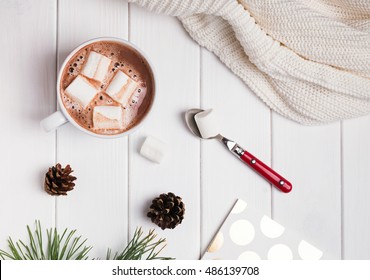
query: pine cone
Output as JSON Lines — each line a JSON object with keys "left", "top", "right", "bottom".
{"left": 147, "top": 192, "right": 185, "bottom": 230}
{"left": 44, "top": 163, "right": 77, "bottom": 196}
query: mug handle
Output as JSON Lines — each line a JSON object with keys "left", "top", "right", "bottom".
{"left": 40, "top": 111, "right": 68, "bottom": 132}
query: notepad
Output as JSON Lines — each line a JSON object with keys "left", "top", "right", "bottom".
{"left": 202, "top": 199, "right": 324, "bottom": 260}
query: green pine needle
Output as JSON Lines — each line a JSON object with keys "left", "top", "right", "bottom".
{"left": 0, "top": 221, "right": 92, "bottom": 260}
{"left": 0, "top": 221, "right": 173, "bottom": 260}
{"left": 106, "top": 227, "right": 174, "bottom": 260}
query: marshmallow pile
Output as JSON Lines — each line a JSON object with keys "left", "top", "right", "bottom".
{"left": 65, "top": 51, "right": 141, "bottom": 131}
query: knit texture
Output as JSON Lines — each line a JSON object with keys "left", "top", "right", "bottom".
{"left": 129, "top": 0, "right": 370, "bottom": 125}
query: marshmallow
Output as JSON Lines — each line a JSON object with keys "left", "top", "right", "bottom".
{"left": 130, "top": 88, "right": 146, "bottom": 108}
{"left": 122, "top": 106, "right": 139, "bottom": 127}
{"left": 82, "top": 51, "right": 111, "bottom": 82}
{"left": 105, "top": 70, "right": 138, "bottom": 107}
{"left": 140, "top": 136, "right": 168, "bottom": 164}
{"left": 65, "top": 75, "right": 98, "bottom": 108}
{"left": 93, "top": 106, "right": 123, "bottom": 130}
{"left": 194, "top": 109, "right": 219, "bottom": 139}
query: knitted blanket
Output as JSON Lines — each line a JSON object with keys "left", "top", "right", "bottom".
{"left": 129, "top": 0, "right": 370, "bottom": 125}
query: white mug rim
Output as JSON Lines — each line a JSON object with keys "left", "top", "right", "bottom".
{"left": 57, "top": 37, "right": 156, "bottom": 139}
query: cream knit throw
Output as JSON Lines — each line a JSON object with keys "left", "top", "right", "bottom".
{"left": 129, "top": 0, "right": 370, "bottom": 125}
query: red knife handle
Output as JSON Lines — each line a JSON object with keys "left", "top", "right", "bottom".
{"left": 240, "top": 149, "right": 292, "bottom": 193}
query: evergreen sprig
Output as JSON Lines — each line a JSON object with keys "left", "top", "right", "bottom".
{"left": 0, "top": 221, "right": 172, "bottom": 260}
{"left": 0, "top": 221, "right": 91, "bottom": 260}
{"left": 106, "top": 227, "right": 173, "bottom": 260}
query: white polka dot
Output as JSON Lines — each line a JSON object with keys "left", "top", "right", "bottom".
{"left": 229, "top": 220, "right": 255, "bottom": 246}
{"left": 231, "top": 200, "right": 248, "bottom": 214}
{"left": 260, "top": 215, "right": 285, "bottom": 238}
{"left": 238, "top": 251, "right": 261, "bottom": 260}
{"left": 207, "top": 232, "right": 224, "bottom": 253}
{"left": 267, "top": 244, "right": 293, "bottom": 260}
{"left": 298, "top": 240, "right": 323, "bottom": 260}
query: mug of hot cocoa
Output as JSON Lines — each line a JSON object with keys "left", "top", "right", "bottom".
{"left": 41, "top": 37, "right": 156, "bottom": 138}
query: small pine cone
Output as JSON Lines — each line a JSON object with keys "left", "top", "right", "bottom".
{"left": 44, "top": 163, "right": 77, "bottom": 196}
{"left": 147, "top": 192, "right": 185, "bottom": 230}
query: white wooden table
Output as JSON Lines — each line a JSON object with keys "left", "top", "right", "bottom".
{"left": 1, "top": 0, "right": 370, "bottom": 260}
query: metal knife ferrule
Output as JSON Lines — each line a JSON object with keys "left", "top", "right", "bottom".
{"left": 221, "top": 137, "right": 245, "bottom": 158}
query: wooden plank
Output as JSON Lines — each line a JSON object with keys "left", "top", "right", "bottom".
{"left": 272, "top": 114, "right": 341, "bottom": 259}
{"left": 343, "top": 116, "right": 370, "bottom": 259}
{"left": 56, "top": 0, "right": 129, "bottom": 258}
{"left": 200, "top": 50, "right": 272, "bottom": 255}
{"left": 0, "top": 0, "right": 56, "bottom": 246}
{"left": 129, "top": 5, "right": 201, "bottom": 259}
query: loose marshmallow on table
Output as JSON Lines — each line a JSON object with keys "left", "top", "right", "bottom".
{"left": 82, "top": 51, "right": 111, "bottom": 82}
{"left": 140, "top": 136, "right": 168, "bottom": 164}
{"left": 194, "top": 109, "right": 219, "bottom": 139}
{"left": 106, "top": 70, "right": 138, "bottom": 107}
{"left": 93, "top": 106, "right": 123, "bottom": 130}
{"left": 65, "top": 75, "right": 99, "bottom": 108}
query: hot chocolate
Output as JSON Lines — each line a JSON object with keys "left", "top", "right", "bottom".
{"left": 60, "top": 40, "right": 154, "bottom": 135}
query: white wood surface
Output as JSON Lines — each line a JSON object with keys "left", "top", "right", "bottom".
{"left": 272, "top": 114, "right": 342, "bottom": 259}
{"left": 1, "top": 0, "right": 370, "bottom": 260}
{"left": 0, "top": 0, "right": 56, "bottom": 243}
{"left": 343, "top": 116, "right": 370, "bottom": 260}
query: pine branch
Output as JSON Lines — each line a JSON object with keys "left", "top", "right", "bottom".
{"left": 106, "top": 227, "right": 174, "bottom": 260}
{"left": 0, "top": 221, "right": 92, "bottom": 260}
{"left": 0, "top": 222, "right": 173, "bottom": 260}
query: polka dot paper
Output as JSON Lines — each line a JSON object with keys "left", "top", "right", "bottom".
{"left": 202, "top": 199, "right": 324, "bottom": 260}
